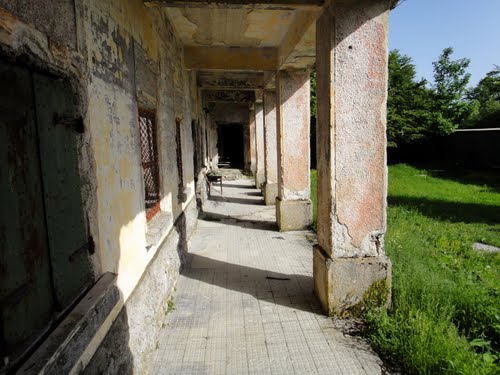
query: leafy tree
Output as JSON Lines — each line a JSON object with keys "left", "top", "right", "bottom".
{"left": 387, "top": 48, "right": 483, "bottom": 147}
{"left": 431, "top": 47, "right": 478, "bottom": 131}
{"left": 310, "top": 68, "right": 317, "bottom": 118}
{"left": 466, "top": 66, "right": 500, "bottom": 128}
{"left": 387, "top": 50, "right": 437, "bottom": 147}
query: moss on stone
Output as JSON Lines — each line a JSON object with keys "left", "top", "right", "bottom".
{"left": 343, "top": 278, "right": 391, "bottom": 317}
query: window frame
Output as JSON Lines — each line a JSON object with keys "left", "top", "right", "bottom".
{"left": 138, "top": 108, "right": 161, "bottom": 222}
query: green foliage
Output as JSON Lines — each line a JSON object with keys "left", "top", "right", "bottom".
{"left": 310, "top": 169, "right": 317, "bottom": 230}
{"left": 433, "top": 48, "right": 471, "bottom": 102}
{"left": 386, "top": 49, "right": 477, "bottom": 148}
{"left": 365, "top": 164, "right": 500, "bottom": 374}
{"left": 387, "top": 48, "right": 499, "bottom": 147}
{"left": 387, "top": 50, "right": 433, "bottom": 147}
{"left": 432, "top": 47, "right": 478, "bottom": 132}
{"left": 164, "top": 297, "right": 175, "bottom": 315}
{"left": 466, "top": 66, "right": 500, "bottom": 128}
{"left": 310, "top": 68, "right": 317, "bottom": 119}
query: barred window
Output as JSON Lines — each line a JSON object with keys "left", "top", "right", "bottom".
{"left": 138, "top": 109, "right": 161, "bottom": 221}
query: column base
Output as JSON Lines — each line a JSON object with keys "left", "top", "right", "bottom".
{"left": 276, "top": 197, "right": 312, "bottom": 231}
{"left": 263, "top": 182, "right": 278, "bottom": 206}
{"left": 255, "top": 173, "right": 266, "bottom": 189}
{"left": 313, "top": 245, "right": 392, "bottom": 317}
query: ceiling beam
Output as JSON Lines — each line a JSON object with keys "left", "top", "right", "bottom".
{"left": 197, "top": 72, "right": 264, "bottom": 90}
{"left": 263, "top": 72, "right": 277, "bottom": 90}
{"left": 185, "top": 46, "right": 278, "bottom": 71}
{"left": 145, "top": 0, "right": 323, "bottom": 10}
{"left": 278, "top": 10, "right": 319, "bottom": 69}
{"left": 203, "top": 90, "right": 256, "bottom": 103}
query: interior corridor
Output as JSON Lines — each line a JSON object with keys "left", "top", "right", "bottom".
{"left": 151, "top": 178, "right": 384, "bottom": 374}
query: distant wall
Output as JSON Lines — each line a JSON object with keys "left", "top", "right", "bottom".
{"left": 444, "top": 129, "right": 500, "bottom": 168}
{"left": 388, "top": 128, "right": 500, "bottom": 169}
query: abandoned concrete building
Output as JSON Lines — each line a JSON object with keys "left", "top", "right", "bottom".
{"left": 0, "top": 0, "right": 394, "bottom": 373}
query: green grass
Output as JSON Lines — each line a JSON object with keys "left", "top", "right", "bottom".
{"left": 310, "top": 164, "right": 500, "bottom": 374}
{"left": 311, "top": 169, "right": 317, "bottom": 230}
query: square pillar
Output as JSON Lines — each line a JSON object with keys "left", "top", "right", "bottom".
{"left": 255, "top": 102, "right": 266, "bottom": 188}
{"left": 313, "top": 1, "right": 392, "bottom": 317}
{"left": 276, "top": 70, "right": 312, "bottom": 231}
{"left": 263, "top": 90, "right": 278, "bottom": 206}
{"left": 244, "top": 107, "right": 257, "bottom": 175}
{"left": 243, "top": 123, "right": 250, "bottom": 174}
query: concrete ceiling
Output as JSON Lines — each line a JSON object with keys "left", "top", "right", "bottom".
{"left": 164, "top": 8, "right": 295, "bottom": 48}
{"left": 145, "top": 0, "right": 322, "bottom": 100}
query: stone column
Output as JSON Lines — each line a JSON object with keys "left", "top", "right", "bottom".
{"left": 249, "top": 107, "right": 257, "bottom": 175}
{"left": 243, "top": 122, "right": 250, "bottom": 174}
{"left": 276, "top": 70, "right": 312, "bottom": 231}
{"left": 313, "top": 1, "right": 392, "bottom": 317}
{"left": 245, "top": 107, "right": 257, "bottom": 175}
{"left": 263, "top": 90, "right": 278, "bottom": 205}
{"left": 255, "top": 102, "right": 266, "bottom": 188}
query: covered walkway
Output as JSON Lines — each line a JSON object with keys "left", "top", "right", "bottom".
{"left": 152, "top": 179, "right": 384, "bottom": 374}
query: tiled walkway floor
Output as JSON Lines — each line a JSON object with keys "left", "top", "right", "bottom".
{"left": 152, "top": 178, "right": 384, "bottom": 374}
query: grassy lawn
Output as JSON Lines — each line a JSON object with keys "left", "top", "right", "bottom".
{"left": 311, "top": 164, "right": 500, "bottom": 374}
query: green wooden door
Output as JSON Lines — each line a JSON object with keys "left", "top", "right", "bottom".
{"left": 33, "top": 74, "right": 93, "bottom": 309}
{"left": 0, "top": 62, "right": 56, "bottom": 362}
{"left": 0, "top": 62, "right": 93, "bottom": 368}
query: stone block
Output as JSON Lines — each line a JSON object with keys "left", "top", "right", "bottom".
{"left": 313, "top": 245, "right": 391, "bottom": 317}
{"left": 255, "top": 173, "right": 265, "bottom": 189}
{"left": 276, "top": 197, "right": 312, "bottom": 231}
{"left": 263, "top": 182, "right": 278, "bottom": 206}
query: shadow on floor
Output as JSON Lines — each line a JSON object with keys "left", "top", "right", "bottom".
{"left": 199, "top": 211, "right": 277, "bottom": 231}
{"left": 183, "top": 253, "right": 320, "bottom": 314}
{"left": 208, "top": 194, "right": 264, "bottom": 206}
{"left": 246, "top": 191, "right": 262, "bottom": 197}
{"left": 220, "top": 183, "right": 254, "bottom": 189}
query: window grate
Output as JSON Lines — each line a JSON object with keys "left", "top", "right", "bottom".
{"left": 138, "top": 109, "right": 160, "bottom": 221}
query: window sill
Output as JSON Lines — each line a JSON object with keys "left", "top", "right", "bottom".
{"left": 145, "top": 211, "right": 172, "bottom": 250}
{"left": 17, "top": 273, "right": 119, "bottom": 375}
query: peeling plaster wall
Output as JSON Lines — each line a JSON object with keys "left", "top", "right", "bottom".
{"left": 82, "top": 0, "right": 197, "bottom": 303}
{"left": 0, "top": 0, "right": 200, "bottom": 373}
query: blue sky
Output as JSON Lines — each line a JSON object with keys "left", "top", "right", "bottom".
{"left": 389, "top": 0, "right": 500, "bottom": 87}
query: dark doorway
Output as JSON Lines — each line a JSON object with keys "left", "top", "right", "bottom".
{"left": 217, "top": 123, "right": 244, "bottom": 169}
{"left": 0, "top": 60, "right": 93, "bottom": 372}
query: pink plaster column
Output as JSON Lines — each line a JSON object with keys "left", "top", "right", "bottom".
{"left": 276, "top": 70, "right": 312, "bottom": 231}
{"left": 313, "top": 0, "right": 392, "bottom": 316}
{"left": 263, "top": 90, "right": 278, "bottom": 205}
{"left": 255, "top": 102, "right": 266, "bottom": 188}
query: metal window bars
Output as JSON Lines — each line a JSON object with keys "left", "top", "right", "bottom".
{"left": 138, "top": 109, "right": 161, "bottom": 221}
